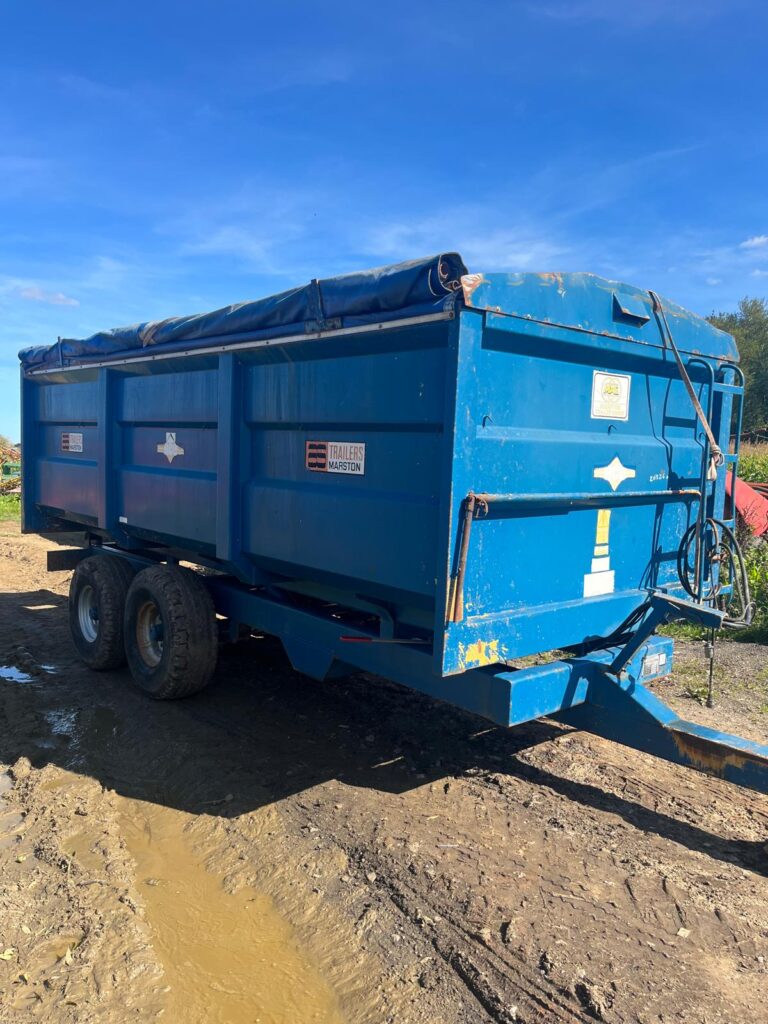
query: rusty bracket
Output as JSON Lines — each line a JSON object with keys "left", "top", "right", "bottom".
{"left": 448, "top": 493, "right": 488, "bottom": 623}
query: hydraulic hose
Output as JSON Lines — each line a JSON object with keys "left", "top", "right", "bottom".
{"left": 676, "top": 517, "right": 754, "bottom": 629}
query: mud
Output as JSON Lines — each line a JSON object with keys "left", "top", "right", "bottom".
{"left": 1, "top": 520, "right": 768, "bottom": 1023}
{"left": 120, "top": 799, "right": 344, "bottom": 1024}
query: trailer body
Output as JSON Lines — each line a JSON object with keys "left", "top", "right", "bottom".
{"left": 19, "top": 256, "right": 768, "bottom": 795}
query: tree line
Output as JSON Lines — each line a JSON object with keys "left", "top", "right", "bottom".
{"left": 709, "top": 298, "right": 768, "bottom": 436}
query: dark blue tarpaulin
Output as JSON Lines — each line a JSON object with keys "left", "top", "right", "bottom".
{"left": 19, "top": 253, "right": 467, "bottom": 371}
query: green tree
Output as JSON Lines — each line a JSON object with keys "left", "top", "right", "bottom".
{"left": 709, "top": 298, "right": 768, "bottom": 434}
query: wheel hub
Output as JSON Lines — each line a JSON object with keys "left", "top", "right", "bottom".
{"left": 77, "top": 585, "right": 99, "bottom": 643}
{"left": 136, "top": 600, "right": 164, "bottom": 668}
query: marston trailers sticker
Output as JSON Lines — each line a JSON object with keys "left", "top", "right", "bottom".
{"left": 306, "top": 441, "right": 366, "bottom": 475}
{"left": 61, "top": 432, "right": 83, "bottom": 453}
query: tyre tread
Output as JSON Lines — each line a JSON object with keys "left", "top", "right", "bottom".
{"left": 125, "top": 565, "right": 217, "bottom": 699}
{"left": 68, "top": 554, "right": 134, "bottom": 670}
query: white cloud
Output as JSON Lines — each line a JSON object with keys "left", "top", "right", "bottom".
{"left": 706, "top": 277, "right": 722, "bottom": 286}
{"left": 162, "top": 183, "right": 327, "bottom": 276}
{"left": 17, "top": 285, "right": 79, "bottom": 306}
{"left": 80, "top": 255, "right": 132, "bottom": 291}
{"left": 363, "top": 211, "right": 568, "bottom": 272}
{"left": 182, "top": 226, "right": 275, "bottom": 264}
{"left": 446, "top": 231, "right": 566, "bottom": 271}
{"left": 751, "top": 269, "right": 768, "bottom": 278}
{"left": 740, "top": 235, "right": 768, "bottom": 249}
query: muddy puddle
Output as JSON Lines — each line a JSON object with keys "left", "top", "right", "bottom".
{"left": 0, "top": 665, "right": 34, "bottom": 684}
{"left": 4, "top": 650, "right": 350, "bottom": 1023}
{"left": 118, "top": 798, "right": 346, "bottom": 1024}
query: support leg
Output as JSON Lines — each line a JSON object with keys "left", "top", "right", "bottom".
{"left": 559, "top": 670, "right": 768, "bottom": 796}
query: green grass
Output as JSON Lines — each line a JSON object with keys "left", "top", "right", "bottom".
{"left": 658, "top": 445, "right": 768, "bottom": 641}
{"left": 0, "top": 493, "right": 20, "bottom": 520}
{"left": 745, "top": 539, "right": 768, "bottom": 624}
{"left": 737, "top": 442, "right": 768, "bottom": 483}
{"left": 672, "top": 660, "right": 726, "bottom": 703}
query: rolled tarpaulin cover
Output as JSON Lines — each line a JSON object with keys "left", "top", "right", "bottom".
{"left": 19, "top": 253, "right": 467, "bottom": 371}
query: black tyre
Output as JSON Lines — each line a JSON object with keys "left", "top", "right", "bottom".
{"left": 124, "top": 565, "right": 218, "bottom": 699}
{"left": 69, "top": 555, "right": 134, "bottom": 670}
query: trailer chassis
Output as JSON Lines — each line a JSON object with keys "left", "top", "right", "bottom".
{"left": 50, "top": 543, "right": 768, "bottom": 798}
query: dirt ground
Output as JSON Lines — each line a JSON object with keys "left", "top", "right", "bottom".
{"left": 1, "top": 521, "right": 767, "bottom": 1024}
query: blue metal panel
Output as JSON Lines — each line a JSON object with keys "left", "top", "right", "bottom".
{"left": 20, "top": 373, "right": 46, "bottom": 532}
{"left": 437, "top": 302, "right": 736, "bottom": 674}
{"left": 24, "top": 377, "right": 102, "bottom": 525}
{"left": 121, "top": 369, "right": 218, "bottom": 424}
{"left": 243, "top": 431, "right": 441, "bottom": 595}
{"left": 242, "top": 340, "right": 447, "bottom": 426}
{"left": 114, "top": 368, "right": 219, "bottom": 547}
{"left": 36, "top": 378, "right": 99, "bottom": 423}
{"left": 239, "top": 329, "right": 448, "bottom": 597}
{"left": 35, "top": 422, "right": 100, "bottom": 520}
{"left": 461, "top": 272, "right": 737, "bottom": 360}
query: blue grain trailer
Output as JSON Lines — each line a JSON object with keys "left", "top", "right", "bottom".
{"left": 19, "top": 254, "right": 768, "bottom": 794}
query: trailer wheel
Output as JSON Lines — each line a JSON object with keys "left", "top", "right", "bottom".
{"left": 69, "top": 555, "right": 134, "bottom": 670}
{"left": 124, "top": 565, "right": 218, "bottom": 699}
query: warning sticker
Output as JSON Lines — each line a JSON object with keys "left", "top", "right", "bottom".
{"left": 306, "top": 441, "right": 366, "bottom": 476}
{"left": 641, "top": 651, "right": 668, "bottom": 678}
{"left": 61, "top": 432, "right": 83, "bottom": 453}
{"left": 591, "top": 371, "right": 631, "bottom": 421}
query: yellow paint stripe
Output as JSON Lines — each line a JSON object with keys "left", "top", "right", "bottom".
{"left": 595, "top": 508, "right": 611, "bottom": 546}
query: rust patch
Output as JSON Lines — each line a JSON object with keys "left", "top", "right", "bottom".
{"left": 670, "top": 729, "right": 761, "bottom": 777}
{"left": 460, "top": 273, "right": 486, "bottom": 305}
{"left": 535, "top": 272, "right": 566, "bottom": 297}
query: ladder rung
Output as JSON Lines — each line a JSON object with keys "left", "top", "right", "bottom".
{"left": 713, "top": 382, "right": 742, "bottom": 394}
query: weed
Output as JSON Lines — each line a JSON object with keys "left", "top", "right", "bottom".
{"left": 682, "top": 682, "right": 711, "bottom": 704}
{"left": 0, "top": 494, "right": 20, "bottom": 520}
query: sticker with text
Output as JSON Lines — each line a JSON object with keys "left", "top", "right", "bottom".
{"left": 591, "top": 370, "right": 631, "bottom": 421}
{"left": 61, "top": 432, "right": 83, "bottom": 453}
{"left": 306, "top": 441, "right": 366, "bottom": 476}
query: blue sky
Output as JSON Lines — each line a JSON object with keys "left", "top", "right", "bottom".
{"left": 1, "top": 0, "right": 767, "bottom": 440}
